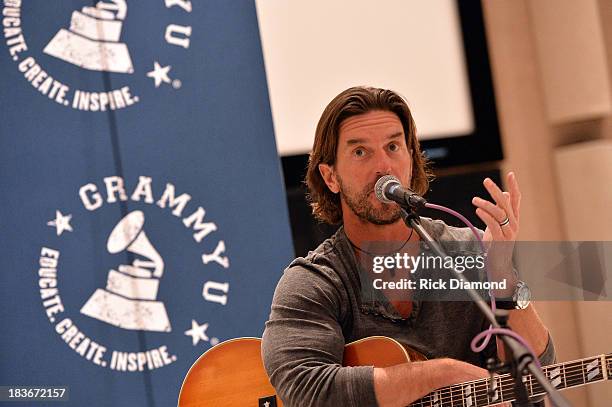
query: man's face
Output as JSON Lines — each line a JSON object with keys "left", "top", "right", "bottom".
{"left": 319, "top": 110, "right": 413, "bottom": 225}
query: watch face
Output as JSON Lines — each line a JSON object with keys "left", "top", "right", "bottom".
{"left": 516, "top": 284, "right": 531, "bottom": 309}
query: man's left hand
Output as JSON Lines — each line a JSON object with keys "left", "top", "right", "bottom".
{"left": 471, "top": 172, "right": 521, "bottom": 289}
{"left": 472, "top": 172, "right": 521, "bottom": 243}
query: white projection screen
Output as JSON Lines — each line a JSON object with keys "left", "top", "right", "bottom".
{"left": 256, "top": 0, "right": 475, "bottom": 156}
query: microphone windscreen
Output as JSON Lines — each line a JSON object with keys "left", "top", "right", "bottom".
{"left": 374, "top": 175, "right": 400, "bottom": 203}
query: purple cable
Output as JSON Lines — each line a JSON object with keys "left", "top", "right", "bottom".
{"left": 471, "top": 328, "right": 542, "bottom": 368}
{"left": 423, "top": 202, "right": 540, "bottom": 364}
{"left": 425, "top": 203, "right": 487, "bottom": 253}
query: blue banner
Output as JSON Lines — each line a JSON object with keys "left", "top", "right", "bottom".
{"left": 1, "top": 1, "right": 293, "bottom": 405}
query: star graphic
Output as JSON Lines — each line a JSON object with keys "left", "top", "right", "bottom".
{"left": 263, "top": 402, "right": 270, "bottom": 407}
{"left": 47, "top": 210, "right": 73, "bottom": 236}
{"left": 184, "top": 320, "right": 209, "bottom": 346}
{"left": 146, "top": 61, "right": 172, "bottom": 88}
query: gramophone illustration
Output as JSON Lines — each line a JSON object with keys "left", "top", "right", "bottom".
{"left": 81, "top": 210, "right": 171, "bottom": 332}
{"left": 43, "top": 0, "right": 133, "bottom": 73}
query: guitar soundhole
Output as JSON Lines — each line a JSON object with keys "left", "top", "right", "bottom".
{"left": 258, "top": 395, "right": 277, "bottom": 407}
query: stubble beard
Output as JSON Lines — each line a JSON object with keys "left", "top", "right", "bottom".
{"left": 337, "top": 175, "right": 402, "bottom": 225}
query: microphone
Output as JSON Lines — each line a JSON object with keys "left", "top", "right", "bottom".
{"left": 374, "top": 175, "right": 427, "bottom": 210}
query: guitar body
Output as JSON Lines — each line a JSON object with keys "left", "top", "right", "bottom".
{"left": 179, "top": 336, "right": 610, "bottom": 406}
{"left": 178, "top": 336, "right": 414, "bottom": 406}
{"left": 178, "top": 337, "right": 279, "bottom": 407}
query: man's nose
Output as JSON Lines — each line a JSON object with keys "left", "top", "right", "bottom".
{"left": 373, "top": 149, "right": 393, "bottom": 176}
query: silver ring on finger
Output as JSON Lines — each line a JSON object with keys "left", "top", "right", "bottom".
{"left": 499, "top": 217, "right": 510, "bottom": 227}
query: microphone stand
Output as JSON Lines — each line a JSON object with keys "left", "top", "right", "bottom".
{"left": 399, "top": 207, "right": 570, "bottom": 407}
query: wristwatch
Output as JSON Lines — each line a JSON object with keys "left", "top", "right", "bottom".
{"left": 495, "top": 280, "right": 531, "bottom": 310}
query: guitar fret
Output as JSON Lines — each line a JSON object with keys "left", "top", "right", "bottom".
{"left": 482, "top": 378, "right": 493, "bottom": 406}
{"left": 565, "top": 361, "right": 579, "bottom": 388}
{"left": 491, "top": 376, "right": 499, "bottom": 405}
{"left": 486, "top": 376, "right": 498, "bottom": 405}
{"left": 444, "top": 388, "right": 451, "bottom": 407}
{"left": 565, "top": 361, "right": 584, "bottom": 388}
{"left": 505, "top": 372, "right": 538, "bottom": 402}
{"left": 407, "top": 353, "right": 611, "bottom": 407}
{"left": 522, "top": 374, "right": 530, "bottom": 399}
{"left": 462, "top": 383, "right": 469, "bottom": 407}
{"left": 500, "top": 376, "right": 516, "bottom": 403}
{"left": 492, "top": 376, "right": 499, "bottom": 405}
{"left": 455, "top": 383, "right": 461, "bottom": 407}
{"left": 576, "top": 360, "right": 588, "bottom": 386}
{"left": 453, "top": 384, "right": 460, "bottom": 407}
{"left": 432, "top": 389, "right": 440, "bottom": 407}
{"left": 561, "top": 361, "right": 567, "bottom": 389}
{"left": 450, "top": 383, "right": 460, "bottom": 407}
{"left": 461, "top": 383, "right": 474, "bottom": 407}
{"left": 471, "top": 383, "right": 477, "bottom": 407}
{"left": 532, "top": 380, "right": 544, "bottom": 396}
{"left": 475, "top": 379, "right": 488, "bottom": 407}
{"left": 548, "top": 364, "right": 563, "bottom": 389}
{"left": 586, "top": 358, "right": 602, "bottom": 382}
{"left": 527, "top": 375, "right": 533, "bottom": 395}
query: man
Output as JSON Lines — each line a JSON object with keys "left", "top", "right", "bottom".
{"left": 262, "top": 86, "right": 554, "bottom": 407}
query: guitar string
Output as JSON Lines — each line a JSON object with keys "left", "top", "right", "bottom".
{"left": 411, "top": 355, "right": 611, "bottom": 405}
{"left": 411, "top": 363, "right": 606, "bottom": 406}
{"left": 414, "top": 369, "right": 603, "bottom": 407}
{"left": 355, "top": 352, "right": 609, "bottom": 406}
{"left": 413, "top": 371, "right": 602, "bottom": 407}
{"left": 409, "top": 347, "right": 611, "bottom": 404}
{"left": 424, "top": 357, "right": 605, "bottom": 396}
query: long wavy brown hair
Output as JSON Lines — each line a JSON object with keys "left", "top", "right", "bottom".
{"left": 305, "top": 86, "right": 433, "bottom": 224}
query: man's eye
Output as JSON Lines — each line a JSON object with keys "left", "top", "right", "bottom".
{"left": 388, "top": 143, "right": 399, "bottom": 152}
{"left": 354, "top": 148, "right": 366, "bottom": 157}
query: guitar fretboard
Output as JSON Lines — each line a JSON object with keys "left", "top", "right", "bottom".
{"left": 409, "top": 353, "right": 611, "bottom": 407}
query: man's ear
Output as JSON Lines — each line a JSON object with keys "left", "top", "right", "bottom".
{"left": 318, "top": 163, "right": 340, "bottom": 194}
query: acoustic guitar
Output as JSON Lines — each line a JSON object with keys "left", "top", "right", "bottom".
{"left": 178, "top": 336, "right": 611, "bottom": 406}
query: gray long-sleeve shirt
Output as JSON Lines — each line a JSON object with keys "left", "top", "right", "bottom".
{"left": 262, "top": 218, "right": 555, "bottom": 406}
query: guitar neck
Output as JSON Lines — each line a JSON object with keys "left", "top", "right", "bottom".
{"left": 410, "top": 353, "right": 611, "bottom": 407}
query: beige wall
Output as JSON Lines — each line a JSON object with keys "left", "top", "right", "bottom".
{"left": 481, "top": 0, "right": 611, "bottom": 405}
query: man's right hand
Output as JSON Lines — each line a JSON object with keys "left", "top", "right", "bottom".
{"left": 374, "top": 358, "right": 511, "bottom": 407}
